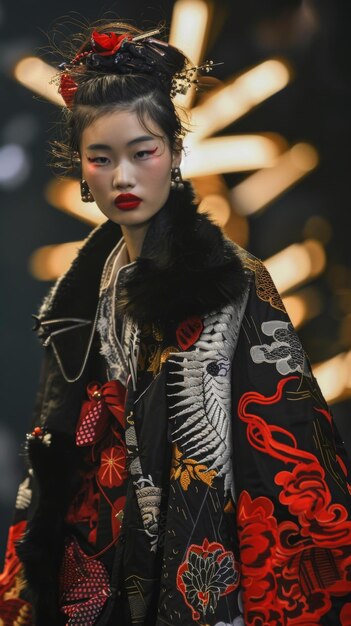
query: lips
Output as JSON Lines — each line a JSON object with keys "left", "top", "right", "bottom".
{"left": 115, "top": 193, "right": 142, "bottom": 211}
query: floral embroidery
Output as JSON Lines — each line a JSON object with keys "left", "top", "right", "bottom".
{"left": 177, "top": 538, "right": 239, "bottom": 621}
{"left": 243, "top": 256, "right": 286, "bottom": 312}
{"left": 170, "top": 444, "right": 217, "bottom": 491}
{"left": 98, "top": 444, "right": 127, "bottom": 488}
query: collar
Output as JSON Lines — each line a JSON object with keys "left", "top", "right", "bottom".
{"left": 37, "top": 182, "right": 248, "bottom": 329}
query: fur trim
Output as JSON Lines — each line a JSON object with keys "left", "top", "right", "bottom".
{"left": 38, "top": 182, "right": 248, "bottom": 329}
{"left": 117, "top": 182, "right": 248, "bottom": 325}
{"left": 39, "top": 220, "right": 122, "bottom": 321}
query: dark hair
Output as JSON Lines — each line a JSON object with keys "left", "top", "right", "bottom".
{"left": 53, "top": 21, "right": 190, "bottom": 171}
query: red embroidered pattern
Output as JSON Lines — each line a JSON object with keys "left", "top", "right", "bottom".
{"left": 176, "top": 538, "right": 239, "bottom": 621}
{"left": 237, "top": 377, "right": 351, "bottom": 624}
{"left": 176, "top": 316, "right": 204, "bottom": 351}
{"left": 60, "top": 537, "right": 111, "bottom": 626}
{"left": 97, "top": 444, "right": 127, "bottom": 488}
{"left": 76, "top": 380, "right": 126, "bottom": 446}
{"left": 0, "top": 521, "right": 32, "bottom": 625}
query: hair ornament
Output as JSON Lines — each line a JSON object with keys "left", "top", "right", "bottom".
{"left": 57, "top": 27, "right": 219, "bottom": 109}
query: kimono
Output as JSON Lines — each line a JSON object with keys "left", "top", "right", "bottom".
{"left": 1, "top": 182, "right": 351, "bottom": 626}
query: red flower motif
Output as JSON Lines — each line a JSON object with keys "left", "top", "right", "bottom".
{"left": 97, "top": 445, "right": 127, "bottom": 488}
{"left": 176, "top": 316, "right": 204, "bottom": 351}
{"left": 91, "top": 31, "right": 132, "bottom": 56}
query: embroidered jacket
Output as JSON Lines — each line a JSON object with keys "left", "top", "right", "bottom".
{"left": 1, "top": 183, "right": 351, "bottom": 626}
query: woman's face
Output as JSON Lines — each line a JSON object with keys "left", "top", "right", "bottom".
{"left": 80, "top": 109, "right": 181, "bottom": 227}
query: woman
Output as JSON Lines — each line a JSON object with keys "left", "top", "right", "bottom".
{"left": 1, "top": 20, "right": 351, "bottom": 626}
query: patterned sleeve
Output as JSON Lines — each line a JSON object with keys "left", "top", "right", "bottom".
{"left": 231, "top": 257, "right": 351, "bottom": 625}
{"left": 0, "top": 474, "right": 33, "bottom": 624}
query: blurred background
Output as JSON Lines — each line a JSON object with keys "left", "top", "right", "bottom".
{"left": 0, "top": 0, "right": 350, "bottom": 563}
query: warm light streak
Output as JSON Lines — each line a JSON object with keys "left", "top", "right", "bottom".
{"left": 189, "top": 59, "right": 290, "bottom": 142}
{"left": 29, "top": 241, "right": 84, "bottom": 281}
{"left": 232, "top": 143, "right": 319, "bottom": 216}
{"left": 283, "top": 287, "right": 322, "bottom": 328}
{"left": 169, "top": 0, "right": 210, "bottom": 65}
{"left": 13, "top": 57, "right": 64, "bottom": 106}
{"left": 198, "top": 194, "right": 231, "bottom": 227}
{"left": 265, "top": 239, "right": 326, "bottom": 295}
{"left": 169, "top": 0, "right": 211, "bottom": 109}
{"left": 183, "top": 135, "right": 282, "bottom": 177}
{"left": 45, "top": 179, "right": 104, "bottom": 225}
{"left": 313, "top": 352, "right": 351, "bottom": 404}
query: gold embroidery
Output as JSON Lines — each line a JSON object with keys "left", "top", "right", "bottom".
{"left": 170, "top": 445, "right": 217, "bottom": 491}
{"left": 147, "top": 344, "right": 164, "bottom": 376}
{"left": 244, "top": 256, "right": 286, "bottom": 312}
{"left": 160, "top": 346, "right": 179, "bottom": 364}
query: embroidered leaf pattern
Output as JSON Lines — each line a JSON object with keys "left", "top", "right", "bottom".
{"left": 171, "top": 444, "right": 217, "bottom": 491}
{"left": 168, "top": 304, "right": 246, "bottom": 497}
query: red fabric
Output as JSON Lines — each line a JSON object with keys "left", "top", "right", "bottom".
{"left": 97, "top": 443, "right": 127, "bottom": 488}
{"left": 176, "top": 316, "right": 204, "bottom": 351}
{"left": 76, "top": 380, "right": 126, "bottom": 446}
{"left": 58, "top": 73, "right": 78, "bottom": 109}
{"left": 91, "top": 31, "right": 132, "bottom": 56}
{"left": 60, "top": 537, "right": 111, "bottom": 626}
{"left": 0, "top": 521, "right": 32, "bottom": 625}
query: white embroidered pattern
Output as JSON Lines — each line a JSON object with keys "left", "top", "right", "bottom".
{"left": 168, "top": 304, "right": 241, "bottom": 497}
{"left": 15, "top": 476, "right": 32, "bottom": 510}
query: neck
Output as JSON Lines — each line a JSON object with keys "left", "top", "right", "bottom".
{"left": 120, "top": 223, "right": 150, "bottom": 262}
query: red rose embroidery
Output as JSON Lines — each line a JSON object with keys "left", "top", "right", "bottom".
{"left": 91, "top": 31, "right": 132, "bottom": 56}
{"left": 97, "top": 445, "right": 127, "bottom": 488}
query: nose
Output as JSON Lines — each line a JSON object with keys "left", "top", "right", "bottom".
{"left": 112, "top": 161, "right": 135, "bottom": 190}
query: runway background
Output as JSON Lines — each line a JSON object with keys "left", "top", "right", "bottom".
{"left": 0, "top": 0, "right": 350, "bottom": 563}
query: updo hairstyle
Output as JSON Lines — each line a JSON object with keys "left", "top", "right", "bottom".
{"left": 54, "top": 21, "right": 190, "bottom": 172}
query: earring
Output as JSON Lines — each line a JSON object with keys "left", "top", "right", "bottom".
{"left": 170, "top": 166, "right": 184, "bottom": 191}
{"left": 80, "top": 179, "right": 94, "bottom": 202}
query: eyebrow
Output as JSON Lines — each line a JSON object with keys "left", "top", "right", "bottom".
{"left": 86, "top": 136, "right": 155, "bottom": 150}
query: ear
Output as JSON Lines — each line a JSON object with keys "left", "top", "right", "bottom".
{"left": 171, "top": 145, "right": 182, "bottom": 169}
{"left": 172, "top": 139, "right": 183, "bottom": 168}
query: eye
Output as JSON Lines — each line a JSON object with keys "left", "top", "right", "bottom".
{"left": 87, "top": 156, "right": 109, "bottom": 165}
{"left": 134, "top": 147, "right": 158, "bottom": 160}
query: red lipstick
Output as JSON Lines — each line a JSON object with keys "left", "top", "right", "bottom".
{"left": 115, "top": 193, "right": 142, "bottom": 211}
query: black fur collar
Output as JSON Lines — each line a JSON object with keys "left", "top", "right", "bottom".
{"left": 39, "top": 182, "right": 247, "bottom": 327}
